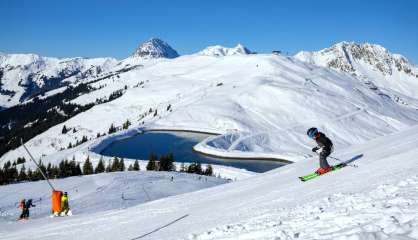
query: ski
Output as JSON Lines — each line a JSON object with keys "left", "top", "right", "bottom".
{"left": 299, "top": 163, "right": 347, "bottom": 182}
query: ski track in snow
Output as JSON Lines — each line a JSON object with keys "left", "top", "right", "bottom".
{"left": 188, "top": 175, "right": 418, "bottom": 240}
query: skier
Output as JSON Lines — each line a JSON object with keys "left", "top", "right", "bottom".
{"left": 307, "top": 127, "right": 334, "bottom": 174}
{"left": 60, "top": 192, "right": 70, "bottom": 215}
{"left": 18, "top": 199, "right": 26, "bottom": 220}
{"left": 23, "top": 199, "right": 36, "bottom": 219}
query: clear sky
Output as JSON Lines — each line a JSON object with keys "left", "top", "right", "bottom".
{"left": 1, "top": 0, "right": 417, "bottom": 62}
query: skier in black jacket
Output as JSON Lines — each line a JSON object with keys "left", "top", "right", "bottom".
{"left": 307, "top": 127, "right": 333, "bottom": 174}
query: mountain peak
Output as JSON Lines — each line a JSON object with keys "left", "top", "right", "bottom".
{"left": 295, "top": 41, "right": 417, "bottom": 78}
{"left": 132, "top": 38, "right": 179, "bottom": 59}
{"left": 198, "top": 44, "right": 252, "bottom": 56}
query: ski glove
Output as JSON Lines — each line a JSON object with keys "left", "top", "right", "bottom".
{"left": 312, "top": 147, "right": 319, "bottom": 153}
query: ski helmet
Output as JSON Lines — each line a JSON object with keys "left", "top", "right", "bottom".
{"left": 307, "top": 127, "right": 318, "bottom": 138}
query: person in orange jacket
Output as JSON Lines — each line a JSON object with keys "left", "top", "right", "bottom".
{"left": 18, "top": 199, "right": 26, "bottom": 220}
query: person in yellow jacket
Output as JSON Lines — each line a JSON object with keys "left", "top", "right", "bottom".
{"left": 60, "top": 192, "right": 70, "bottom": 215}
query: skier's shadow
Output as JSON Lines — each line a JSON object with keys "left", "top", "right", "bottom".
{"left": 344, "top": 154, "right": 363, "bottom": 165}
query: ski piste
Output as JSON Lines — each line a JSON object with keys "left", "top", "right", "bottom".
{"left": 299, "top": 163, "right": 347, "bottom": 182}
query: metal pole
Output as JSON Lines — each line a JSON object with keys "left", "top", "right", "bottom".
{"left": 21, "top": 139, "right": 56, "bottom": 191}
{"left": 329, "top": 156, "right": 358, "bottom": 168}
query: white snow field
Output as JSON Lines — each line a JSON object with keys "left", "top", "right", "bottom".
{"left": 0, "top": 171, "right": 228, "bottom": 226}
{"left": 1, "top": 120, "right": 418, "bottom": 239}
{"left": 1, "top": 41, "right": 418, "bottom": 239}
{"left": 2, "top": 49, "right": 418, "bottom": 166}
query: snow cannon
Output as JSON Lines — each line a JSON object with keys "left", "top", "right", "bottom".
{"left": 52, "top": 190, "right": 63, "bottom": 214}
{"left": 21, "top": 139, "right": 62, "bottom": 215}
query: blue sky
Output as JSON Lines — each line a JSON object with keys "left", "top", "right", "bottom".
{"left": 1, "top": 0, "right": 417, "bottom": 62}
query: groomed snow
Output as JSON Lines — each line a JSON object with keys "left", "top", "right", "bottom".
{"left": 1, "top": 120, "right": 418, "bottom": 240}
{"left": 0, "top": 171, "right": 228, "bottom": 224}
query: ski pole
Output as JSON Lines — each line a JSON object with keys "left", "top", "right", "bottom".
{"left": 329, "top": 156, "right": 358, "bottom": 168}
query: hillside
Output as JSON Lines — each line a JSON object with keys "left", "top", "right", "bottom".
{"left": 2, "top": 46, "right": 418, "bottom": 166}
{"left": 0, "top": 171, "right": 227, "bottom": 224}
{"left": 0, "top": 53, "right": 118, "bottom": 108}
{"left": 1, "top": 118, "right": 417, "bottom": 240}
{"left": 295, "top": 42, "right": 418, "bottom": 109}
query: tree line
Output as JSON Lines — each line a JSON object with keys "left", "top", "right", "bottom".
{"left": 0, "top": 153, "right": 213, "bottom": 186}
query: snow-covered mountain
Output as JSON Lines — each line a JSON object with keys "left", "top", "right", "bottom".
{"left": 132, "top": 38, "right": 179, "bottom": 59}
{"left": 295, "top": 42, "right": 418, "bottom": 106}
{"left": 1, "top": 41, "right": 418, "bottom": 239}
{"left": 0, "top": 53, "right": 118, "bottom": 108}
{"left": 198, "top": 44, "right": 252, "bottom": 56}
{"left": 2, "top": 46, "right": 418, "bottom": 165}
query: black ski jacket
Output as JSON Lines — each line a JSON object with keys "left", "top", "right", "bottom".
{"left": 315, "top": 132, "right": 333, "bottom": 151}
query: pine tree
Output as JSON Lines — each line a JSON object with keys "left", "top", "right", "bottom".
{"left": 119, "top": 158, "right": 125, "bottom": 171}
{"left": 59, "top": 160, "right": 66, "bottom": 178}
{"left": 68, "top": 142, "right": 73, "bottom": 149}
{"left": 204, "top": 164, "right": 213, "bottom": 176}
{"left": 159, "top": 153, "right": 175, "bottom": 171}
{"left": 46, "top": 163, "right": 52, "bottom": 178}
{"left": 0, "top": 167, "right": 4, "bottom": 185}
{"left": 82, "top": 156, "right": 94, "bottom": 175}
{"left": 108, "top": 123, "right": 117, "bottom": 134}
{"left": 111, "top": 157, "right": 120, "bottom": 172}
{"left": 62, "top": 125, "right": 68, "bottom": 134}
{"left": 75, "top": 163, "right": 82, "bottom": 176}
{"left": 16, "top": 157, "right": 26, "bottom": 164}
{"left": 196, "top": 162, "right": 202, "bottom": 175}
{"left": 146, "top": 153, "right": 157, "bottom": 171}
{"left": 95, "top": 157, "right": 105, "bottom": 174}
{"left": 123, "top": 119, "right": 131, "bottom": 129}
{"left": 27, "top": 168, "right": 33, "bottom": 181}
{"left": 133, "top": 160, "right": 140, "bottom": 171}
{"left": 18, "top": 164, "right": 27, "bottom": 181}
{"left": 50, "top": 165, "right": 59, "bottom": 179}
{"left": 128, "top": 164, "right": 133, "bottom": 171}
{"left": 81, "top": 135, "right": 88, "bottom": 143}
{"left": 187, "top": 162, "right": 197, "bottom": 173}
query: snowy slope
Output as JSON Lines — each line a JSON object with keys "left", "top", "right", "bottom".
{"left": 2, "top": 51, "right": 418, "bottom": 166}
{"left": 0, "top": 171, "right": 227, "bottom": 223}
{"left": 0, "top": 53, "right": 118, "bottom": 108}
{"left": 1, "top": 119, "right": 418, "bottom": 239}
{"left": 198, "top": 44, "right": 252, "bottom": 56}
{"left": 295, "top": 42, "right": 418, "bottom": 108}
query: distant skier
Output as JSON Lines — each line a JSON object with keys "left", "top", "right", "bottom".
{"left": 18, "top": 199, "right": 26, "bottom": 220}
{"left": 60, "top": 192, "right": 70, "bottom": 216}
{"left": 18, "top": 198, "right": 35, "bottom": 220}
{"left": 307, "top": 127, "right": 334, "bottom": 174}
{"left": 24, "top": 199, "right": 36, "bottom": 219}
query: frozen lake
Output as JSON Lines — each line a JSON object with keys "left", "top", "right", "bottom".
{"left": 101, "top": 131, "right": 285, "bottom": 173}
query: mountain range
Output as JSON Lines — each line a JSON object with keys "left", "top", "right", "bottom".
{"left": 1, "top": 38, "right": 418, "bottom": 165}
